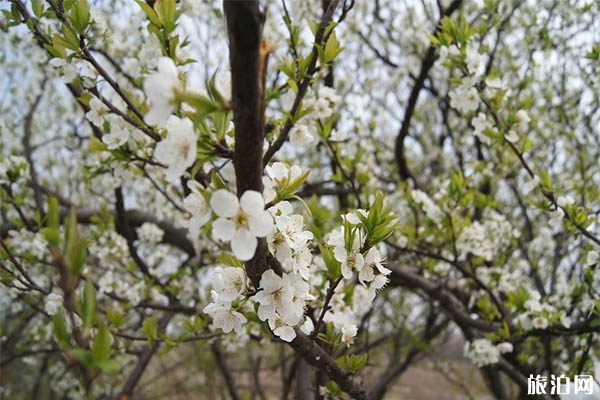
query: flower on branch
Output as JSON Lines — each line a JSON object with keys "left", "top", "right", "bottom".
{"left": 143, "top": 57, "right": 181, "bottom": 126}
{"left": 154, "top": 116, "right": 197, "bottom": 182}
{"left": 210, "top": 190, "right": 275, "bottom": 261}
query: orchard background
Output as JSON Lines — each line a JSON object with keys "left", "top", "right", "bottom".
{"left": 0, "top": 0, "right": 599, "bottom": 399}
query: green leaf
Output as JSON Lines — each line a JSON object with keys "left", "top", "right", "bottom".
{"left": 154, "top": 0, "right": 177, "bottom": 34}
{"left": 244, "top": 311, "right": 261, "bottom": 323}
{"left": 41, "top": 227, "right": 60, "bottom": 247}
{"left": 135, "top": 0, "right": 161, "bottom": 26}
{"left": 105, "top": 308, "right": 126, "bottom": 329}
{"left": 81, "top": 280, "right": 96, "bottom": 329}
{"left": 346, "top": 354, "right": 368, "bottom": 373}
{"left": 142, "top": 316, "right": 158, "bottom": 344}
{"left": 506, "top": 285, "right": 529, "bottom": 312}
{"left": 95, "top": 359, "right": 119, "bottom": 374}
{"left": 69, "top": 238, "right": 87, "bottom": 278}
{"left": 326, "top": 381, "right": 342, "bottom": 396}
{"left": 52, "top": 312, "right": 70, "bottom": 347}
{"left": 322, "top": 31, "right": 344, "bottom": 64}
{"left": 216, "top": 253, "right": 243, "bottom": 268}
{"left": 91, "top": 324, "right": 111, "bottom": 363}
{"left": 70, "top": 0, "right": 90, "bottom": 33}
{"left": 319, "top": 245, "right": 341, "bottom": 279}
{"left": 47, "top": 196, "right": 60, "bottom": 230}
{"left": 69, "top": 348, "right": 92, "bottom": 367}
{"left": 179, "top": 92, "right": 219, "bottom": 119}
{"left": 32, "top": 0, "right": 44, "bottom": 17}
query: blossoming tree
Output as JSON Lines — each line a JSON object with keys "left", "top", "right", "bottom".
{"left": 1, "top": 0, "right": 599, "bottom": 399}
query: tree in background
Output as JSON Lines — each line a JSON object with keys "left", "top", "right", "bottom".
{"left": 1, "top": 0, "right": 599, "bottom": 399}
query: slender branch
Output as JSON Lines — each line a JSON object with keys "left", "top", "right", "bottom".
{"left": 22, "top": 77, "right": 48, "bottom": 213}
{"left": 117, "top": 312, "right": 173, "bottom": 399}
{"left": 394, "top": 0, "right": 463, "bottom": 183}
{"left": 262, "top": 0, "right": 341, "bottom": 165}
{"left": 212, "top": 340, "right": 242, "bottom": 400}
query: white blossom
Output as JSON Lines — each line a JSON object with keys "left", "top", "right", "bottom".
{"left": 210, "top": 190, "right": 275, "bottom": 261}
{"left": 49, "top": 58, "right": 78, "bottom": 83}
{"left": 586, "top": 250, "right": 599, "bottom": 266}
{"left": 318, "top": 86, "right": 341, "bottom": 104}
{"left": 556, "top": 195, "right": 574, "bottom": 208}
{"left": 137, "top": 222, "right": 164, "bottom": 244}
{"left": 450, "top": 86, "right": 480, "bottom": 113}
{"left": 289, "top": 124, "right": 316, "bottom": 147}
{"left": 465, "top": 43, "right": 487, "bottom": 77}
{"left": 504, "top": 129, "right": 519, "bottom": 143}
{"left": 211, "top": 266, "right": 246, "bottom": 302}
{"left": 311, "top": 98, "right": 333, "bottom": 119}
{"left": 184, "top": 182, "right": 212, "bottom": 232}
{"left": 203, "top": 291, "right": 247, "bottom": 335}
{"left": 334, "top": 245, "right": 364, "bottom": 280}
{"left": 143, "top": 57, "right": 181, "bottom": 126}
{"left": 412, "top": 189, "right": 443, "bottom": 224}
{"left": 154, "top": 116, "right": 197, "bottom": 182}
{"left": 45, "top": 292, "right": 62, "bottom": 316}
{"left": 464, "top": 338, "right": 500, "bottom": 366}
{"left": 515, "top": 109, "right": 530, "bottom": 128}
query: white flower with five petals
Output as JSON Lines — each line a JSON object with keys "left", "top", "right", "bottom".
{"left": 210, "top": 190, "right": 275, "bottom": 261}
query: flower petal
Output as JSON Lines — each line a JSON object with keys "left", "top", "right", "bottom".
{"left": 274, "top": 325, "right": 296, "bottom": 342}
{"left": 210, "top": 190, "right": 239, "bottom": 218}
{"left": 231, "top": 228, "right": 257, "bottom": 261}
{"left": 249, "top": 212, "right": 274, "bottom": 237}
{"left": 240, "top": 190, "right": 265, "bottom": 215}
{"left": 212, "top": 218, "right": 236, "bottom": 241}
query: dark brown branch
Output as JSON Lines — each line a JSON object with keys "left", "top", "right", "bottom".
{"left": 289, "top": 328, "right": 370, "bottom": 400}
{"left": 22, "top": 78, "right": 47, "bottom": 213}
{"left": 224, "top": 0, "right": 265, "bottom": 197}
{"left": 262, "top": 0, "right": 340, "bottom": 165}
{"left": 224, "top": 0, "right": 270, "bottom": 286}
{"left": 212, "top": 340, "right": 242, "bottom": 400}
{"left": 224, "top": 3, "right": 369, "bottom": 398}
{"left": 1, "top": 207, "right": 195, "bottom": 257}
{"left": 117, "top": 312, "right": 173, "bottom": 399}
{"left": 388, "top": 263, "right": 498, "bottom": 332}
{"left": 394, "top": 0, "right": 463, "bottom": 183}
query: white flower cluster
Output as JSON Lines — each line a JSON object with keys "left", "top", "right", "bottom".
{"left": 253, "top": 270, "right": 314, "bottom": 342}
{"left": 288, "top": 86, "right": 342, "bottom": 148}
{"left": 456, "top": 211, "right": 514, "bottom": 261}
{"left": 200, "top": 190, "right": 394, "bottom": 344}
{"left": 136, "top": 222, "right": 164, "bottom": 244}
{"left": 471, "top": 112, "right": 494, "bottom": 145}
{"left": 444, "top": 42, "right": 487, "bottom": 114}
{"left": 44, "top": 291, "right": 63, "bottom": 316}
{"left": 49, "top": 58, "right": 79, "bottom": 83}
{"left": 411, "top": 189, "right": 443, "bottom": 225}
{"left": 143, "top": 57, "right": 181, "bottom": 126}
{"left": 183, "top": 187, "right": 275, "bottom": 262}
{"left": 267, "top": 201, "right": 314, "bottom": 279}
{"left": 322, "top": 284, "right": 376, "bottom": 344}
{"left": 464, "top": 338, "right": 513, "bottom": 367}
{"left": 0, "top": 155, "right": 28, "bottom": 185}
{"left": 154, "top": 116, "right": 197, "bottom": 182}
{"left": 327, "top": 212, "right": 392, "bottom": 292}
{"left": 86, "top": 97, "right": 148, "bottom": 151}
{"left": 512, "top": 290, "right": 572, "bottom": 331}
{"left": 202, "top": 266, "right": 248, "bottom": 335}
